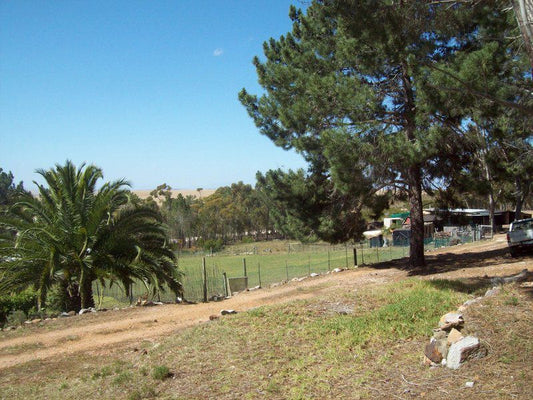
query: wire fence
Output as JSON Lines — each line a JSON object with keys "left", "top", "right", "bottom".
{"left": 93, "top": 225, "right": 492, "bottom": 306}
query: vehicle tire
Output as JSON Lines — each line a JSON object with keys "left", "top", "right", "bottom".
{"left": 509, "top": 247, "right": 518, "bottom": 258}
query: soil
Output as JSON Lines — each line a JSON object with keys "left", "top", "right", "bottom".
{"left": 1, "top": 234, "right": 531, "bottom": 371}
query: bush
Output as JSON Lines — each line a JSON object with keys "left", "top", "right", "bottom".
{"left": 198, "top": 238, "right": 224, "bottom": 253}
{"left": 0, "top": 290, "right": 37, "bottom": 326}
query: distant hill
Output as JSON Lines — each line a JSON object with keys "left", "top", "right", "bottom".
{"left": 132, "top": 189, "right": 216, "bottom": 200}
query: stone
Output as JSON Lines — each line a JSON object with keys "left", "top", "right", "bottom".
{"left": 447, "top": 328, "right": 464, "bottom": 345}
{"left": 424, "top": 338, "right": 448, "bottom": 363}
{"left": 484, "top": 287, "right": 500, "bottom": 297}
{"left": 433, "top": 330, "right": 447, "bottom": 340}
{"left": 209, "top": 315, "right": 219, "bottom": 320}
{"left": 310, "top": 273, "right": 319, "bottom": 277}
{"left": 67, "top": 311, "right": 76, "bottom": 316}
{"left": 79, "top": 308, "right": 96, "bottom": 315}
{"left": 438, "top": 312, "right": 464, "bottom": 331}
{"left": 465, "top": 381, "right": 475, "bottom": 388}
{"left": 221, "top": 309, "right": 237, "bottom": 315}
{"left": 59, "top": 312, "right": 71, "bottom": 318}
{"left": 446, "top": 336, "right": 487, "bottom": 369}
{"left": 333, "top": 268, "right": 343, "bottom": 273}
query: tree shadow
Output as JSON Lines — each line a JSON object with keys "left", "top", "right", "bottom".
{"left": 364, "top": 247, "right": 529, "bottom": 276}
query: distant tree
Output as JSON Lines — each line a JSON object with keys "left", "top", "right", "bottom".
{"left": 0, "top": 161, "right": 182, "bottom": 310}
{"left": 0, "top": 168, "right": 28, "bottom": 207}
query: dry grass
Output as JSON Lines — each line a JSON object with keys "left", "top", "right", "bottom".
{"left": 1, "top": 276, "right": 531, "bottom": 400}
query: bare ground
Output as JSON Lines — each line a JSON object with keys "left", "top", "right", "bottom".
{"left": 0, "top": 235, "right": 531, "bottom": 372}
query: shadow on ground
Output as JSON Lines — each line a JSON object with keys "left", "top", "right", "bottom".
{"left": 364, "top": 247, "right": 533, "bottom": 296}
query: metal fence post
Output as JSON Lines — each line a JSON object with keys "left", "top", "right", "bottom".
{"left": 258, "top": 263, "right": 262, "bottom": 288}
{"left": 353, "top": 246, "right": 357, "bottom": 267}
{"left": 202, "top": 257, "right": 208, "bottom": 303}
{"left": 285, "top": 260, "right": 289, "bottom": 281}
{"left": 222, "top": 272, "right": 228, "bottom": 297}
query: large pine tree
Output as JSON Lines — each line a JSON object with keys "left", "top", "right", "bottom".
{"left": 240, "top": 0, "right": 524, "bottom": 268}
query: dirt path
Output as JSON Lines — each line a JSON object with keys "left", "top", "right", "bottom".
{"left": 1, "top": 235, "right": 531, "bottom": 370}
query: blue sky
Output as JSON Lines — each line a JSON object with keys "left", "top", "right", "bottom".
{"left": 0, "top": 0, "right": 307, "bottom": 190}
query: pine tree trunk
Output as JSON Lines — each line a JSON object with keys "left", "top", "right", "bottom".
{"left": 407, "top": 165, "right": 426, "bottom": 268}
{"left": 513, "top": 0, "right": 533, "bottom": 68}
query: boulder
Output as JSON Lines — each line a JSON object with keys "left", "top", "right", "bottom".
{"left": 446, "top": 336, "right": 487, "bottom": 369}
{"left": 424, "top": 338, "right": 448, "bottom": 363}
{"left": 438, "top": 312, "right": 464, "bottom": 331}
{"left": 447, "top": 328, "right": 464, "bottom": 345}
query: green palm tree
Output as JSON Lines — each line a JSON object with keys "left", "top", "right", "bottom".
{"left": 0, "top": 161, "right": 182, "bottom": 310}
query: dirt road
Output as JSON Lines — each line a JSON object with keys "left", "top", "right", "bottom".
{"left": 1, "top": 235, "right": 531, "bottom": 370}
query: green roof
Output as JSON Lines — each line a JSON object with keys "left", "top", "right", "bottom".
{"left": 389, "top": 212, "right": 409, "bottom": 219}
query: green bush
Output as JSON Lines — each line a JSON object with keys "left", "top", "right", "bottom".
{"left": 0, "top": 290, "right": 37, "bottom": 326}
{"left": 198, "top": 238, "right": 224, "bottom": 253}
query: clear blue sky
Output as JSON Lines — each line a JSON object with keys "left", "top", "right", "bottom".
{"left": 0, "top": 0, "right": 307, "bottom": 190}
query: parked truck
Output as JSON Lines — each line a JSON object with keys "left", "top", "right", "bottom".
{"left": 507, "top": 218, "right": 533, "bottom": 257}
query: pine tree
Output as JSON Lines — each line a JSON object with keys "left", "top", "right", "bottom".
{"left": 240, "top": 1, "right": 507, "bottom": 267}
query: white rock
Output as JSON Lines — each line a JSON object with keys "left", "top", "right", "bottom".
{"left": 465, "top": 381, "right": 474, "bottom": 388}
{"left": 310, "top": 273, "right": 319, "bottom": 277}
{"left": 447, "top": 336, "right": 484, "bottom": 369}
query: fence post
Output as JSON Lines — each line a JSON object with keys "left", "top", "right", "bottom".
{"left": 308, "top": 255, "right": 311, "bottom": 275}
{"left": 353, "top": 247, "right": 357, "bottom": 267}
{"left": 328, "top": 248, "right": 331, "bottom": 271}
{"left": 202, "top": 257, "right": 208, "bottom": 303}
{"left": 376, "top": 246, "right": 379, "bottom": 263}
{"left": 129, "top": 283, "right": 133, "bottom": 305}
{"left": 285, "top": 260, "right": 289, "bottom": 281}
{"left": 258, "top": 263, "right": 262, "bottom": 288}
{"left": 243, "top": 258, "right": 247, "bottom": 277}
{"left": 345, "top": 243, "right": 348, "bottom": 269}
{"left": 222, "top": 272, "right": 228, "bottom": 297}
{"left": 361, "top": 242, "right": 364, "bottom": 264}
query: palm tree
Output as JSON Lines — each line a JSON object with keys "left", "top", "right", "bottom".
{"left": 0, "top": 161, "right": 182, "bottom": 310}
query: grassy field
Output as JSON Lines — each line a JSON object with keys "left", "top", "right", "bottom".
{"left": 95, "top": 237, "right": 479, "bottom": 306}
{"left": 94, "top": 242, "right": 411, "bottom": 305}
{"left": 2, "top": 278, "right": 531, "bottom": 399}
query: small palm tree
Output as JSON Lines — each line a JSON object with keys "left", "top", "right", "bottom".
{"left": 0, "top": 161, "right": 182, "bottom": 310}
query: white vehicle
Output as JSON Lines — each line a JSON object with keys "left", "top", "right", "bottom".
{"left": 507, "top": 218, "right": 533, "bottom": 257}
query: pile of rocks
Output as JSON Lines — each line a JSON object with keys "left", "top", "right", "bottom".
{"left": 424, "top": 311, "right": 487, "bottom": 369}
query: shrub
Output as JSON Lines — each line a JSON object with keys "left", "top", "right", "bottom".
{"left": 0, "top": 290, "right": 37, "bottom": 326}
{"left": 199, "top": 238, "right": 224, "bottom": 253}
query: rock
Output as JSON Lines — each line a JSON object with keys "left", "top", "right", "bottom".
{"left": 31, "top": 318, "right": 42, "bottom": 324}
{"left": 447, "top": 328, "right": 464, "bottom": 345}
{"left": 310, "top": 273, "right": 319, "bottom": 277}
{"left": 520, "top": 281, "right": 533, "bottom": 288}
{"left": 333, "top": 268, "right": 343, "bottom": 273}
{"left": 209, "top": 315, "right": 219, "bottom": 320}
{"left": 465, "top": 381, "right": 475, "bottom": 388}
{"left": 221, "top": 309, "right": 237, "bottom": 315}
{"left": 438, "top": 312, "right": 464, "bottom": 331}
{"left": 433, "top": 330, "right": 447, "bottom": 340}
{"left": 424, "top": 338, "right": 448, "bottom": 363}
{"left": 59, "top": 312, "right": 71, "bottom": 318}
{"left": 67, "top": 311, "right": 76, "bottom": 316}
{"left": 79, "top": 308, "right": 96, "bottom": 315}
{"left": 446, "top": 336, "right": 487, "bottom": 369}
{"left": 484, "top": 287, "right": 500, "bottom": 297}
